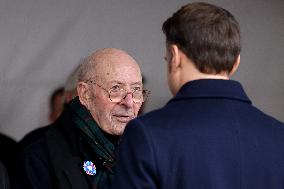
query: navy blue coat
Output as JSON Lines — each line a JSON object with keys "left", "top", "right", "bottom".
{"left": 112, "top": 79, "right": 284, "bottom": 189}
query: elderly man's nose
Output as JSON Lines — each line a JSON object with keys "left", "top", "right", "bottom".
{"left": 120, "top": 93, "right": 134, "bottom": 107}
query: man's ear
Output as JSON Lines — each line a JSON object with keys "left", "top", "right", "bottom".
{"left": 77, "top": 82, "right": 90, "bottom": 108}
{"left": 169, "top": 44, "right": 182, "bottom": 72}
{"left": 229, "top": 54, "right": 240, "bottom": 76}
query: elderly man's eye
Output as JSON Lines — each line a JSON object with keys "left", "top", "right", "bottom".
{"left": 133, "top": 86, "right": 142, "bottom": 91}
{"left": 110, "top": 85, "right": 121, "bottom": 92}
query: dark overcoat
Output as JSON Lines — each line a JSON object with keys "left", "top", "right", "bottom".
{"left": 112, "top": 79, "right": 284, "bottom": 189}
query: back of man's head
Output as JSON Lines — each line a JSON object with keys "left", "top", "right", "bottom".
{"left": 162, "top": 2, "right": 241, "bottom": 75}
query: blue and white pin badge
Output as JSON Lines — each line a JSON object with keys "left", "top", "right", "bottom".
{"left": 83, "top": 161, "right": 96, "bottom": 175}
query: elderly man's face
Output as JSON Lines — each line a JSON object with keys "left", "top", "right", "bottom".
{"left": 85, "top": 57, "right": 143, "bottom": 136}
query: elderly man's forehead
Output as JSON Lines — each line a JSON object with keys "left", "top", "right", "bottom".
{"left": 96, "top": 63, "right": 141, "bottom": 80}
{"left": 86, "top": 48, "right": 141, "bottom": 81}
{"left": 90, "top": 48, "right": 136, "bottom": 64}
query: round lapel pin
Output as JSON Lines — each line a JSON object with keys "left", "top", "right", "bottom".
{"left": 83, "top": 161, "right": 96, "bottom": 175}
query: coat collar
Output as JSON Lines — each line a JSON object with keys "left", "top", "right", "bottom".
{"left": 169, "top": 79, "right": 251, "bottom": 104}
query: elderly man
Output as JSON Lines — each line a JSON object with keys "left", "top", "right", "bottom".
{"left": 112, "top": 2, "right": 284, "bottom": 189}
{"left": 16, "top": 48, "right": 147, "bottom": 189}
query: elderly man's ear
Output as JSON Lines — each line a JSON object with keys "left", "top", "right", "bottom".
{"left": 77, "top": 82, "right": 91, "bottom": 109}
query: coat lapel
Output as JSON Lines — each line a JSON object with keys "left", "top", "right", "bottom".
{"left": 45, "top": 114, "right": 92, "bottom": 189}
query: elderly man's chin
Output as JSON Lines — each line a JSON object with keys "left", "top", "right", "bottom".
{"left": 111, "top": 118, "right": 134, "bottom": 136}
{"left": 110, "top": 123, "right": 126, "bottom": 136}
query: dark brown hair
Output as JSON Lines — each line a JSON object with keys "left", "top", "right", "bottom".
{"left": 162, "top": 2, "right": 241, "bottom": 74}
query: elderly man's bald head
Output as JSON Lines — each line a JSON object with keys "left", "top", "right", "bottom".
{"left": 77, "top": 48, "right": 143, "bottom": 135}
{"left": 79, "top": 48, "right": 141, "bottom": 82}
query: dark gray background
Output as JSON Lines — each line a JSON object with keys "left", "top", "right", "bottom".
{"left": 0, "top": 0, "right": 283, "bottom": 140}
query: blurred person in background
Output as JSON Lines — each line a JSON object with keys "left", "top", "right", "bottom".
{"left": 18, "top": 65, "right": 80, "bottom": 149}
{"left": 48, "top": 87, "right": 65, "bottom": 123}
{"left": 64, "top": 64, "right": 80, "bottom": 103}
{"left": 17, "top": 87, "right": 64, "bottom": 150}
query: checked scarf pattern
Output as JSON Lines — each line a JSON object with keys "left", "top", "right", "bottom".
{"left": 69, "top": 97, "right": 116, "bottom": 189}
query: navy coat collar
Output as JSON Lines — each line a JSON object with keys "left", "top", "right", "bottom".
{"left": 170, "top": 79, "right": 251, "bottom": 104}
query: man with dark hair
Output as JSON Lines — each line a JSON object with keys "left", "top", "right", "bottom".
{"left": 112, "top": 2, "right": 284, "bottom": 189}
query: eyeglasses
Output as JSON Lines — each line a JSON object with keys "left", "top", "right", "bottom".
{"left": 87, "top": 80, "right": 150, "bottom": 104}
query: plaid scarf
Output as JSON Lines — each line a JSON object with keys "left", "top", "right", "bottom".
{"left": 69, "top": 97, "right": 116, "bottom": 189}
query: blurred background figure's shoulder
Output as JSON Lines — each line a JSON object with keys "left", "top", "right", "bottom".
{"left": 0, "top": 160, "right": 10, "bottom": 189}
{"left": 17, "top": 125, "right": 50, "bottom": 151}
{"left": 0, "top": 134, "right": 15, "bottom": 189}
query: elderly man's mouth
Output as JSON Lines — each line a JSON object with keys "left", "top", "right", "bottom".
{"left": 113, "top": 115, "right": 134, "bottom": 123}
